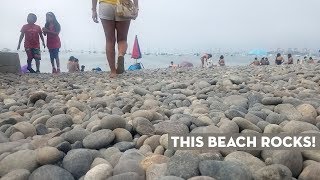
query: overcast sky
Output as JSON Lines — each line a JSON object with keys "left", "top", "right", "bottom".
{"left": 1, "top": 0, "right": 319, "bottom": 53}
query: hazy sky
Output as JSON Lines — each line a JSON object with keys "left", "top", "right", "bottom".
{"left": 1, "top": 0, "right": 320, "bottom": 53}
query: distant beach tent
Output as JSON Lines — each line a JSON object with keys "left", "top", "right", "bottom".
{"left": 128, "top": 35, "right": 144, "bottom": 71}
{"left": 249, "top": 49, "right": 267, "bottom": 56}
{"left": 180, "top": 61, "right": 194, "bottom": 68}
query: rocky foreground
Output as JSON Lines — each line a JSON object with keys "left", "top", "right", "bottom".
{"left": 0, "top": 65, "right": 320, "bottom": 180}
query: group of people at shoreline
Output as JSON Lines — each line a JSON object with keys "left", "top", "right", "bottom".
{"left": 249, "top": 53, "right": 318, "bottom": 66}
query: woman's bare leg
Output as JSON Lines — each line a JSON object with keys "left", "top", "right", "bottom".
{"left": 115, "top": 20, "right": 130, "bottom": 74}
{"left": 101, "top": 19, "right": 117, "bottom": 77}
{"left": 116, "top": 20, "right": 131, "bottom": 56}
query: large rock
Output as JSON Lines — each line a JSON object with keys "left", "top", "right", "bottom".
{"left": 29, "top": 91, "right": 48, "bottom": 104}
{"left": 36, "top": 146, "right": 64, "bottom": 165}
{"left": 232, "top": 117, "right": 262, "bottom": 132}
{"left": 297, "top": 104, "right": 318, "bottom": 124}
{"left": 298, "top": 163, "right": 320, "bottom": 180}
{"left": 140, "top": 154, "right": 169, "bottom": 171}
{"left": 217, "top": 120, "right": 239, "bottom": 133}
{"left": 132, "top": 117, "right": 155, "bottom": 135}
{"left": 0, "top": 150, "right": 38, "bottom": 176}
{"left": 83, "top": 129, "right": 115, "bottom": 149}
{"left": 13, "top": 122, "right": 36, "bottom": 137}
{"left": 253, "top": 164, "right": 292, "bottom": 180}
{"left": 282, "top": 121, "right": 319, "bottom": 133}
{"left": 224, "top": 151, "right": 265, "bottom": 174}
{"left": 188, "top": 177, "right": 216, "bottom": 180}
{"left": 154, "top": 121, "right": 189, "bottom": 135}
{"left": 0, "top": 131, "right": 9, "bottom": 143}
{"left": 62, "top": 149, "right": 94, "bottom": 178}
{"left": 84, "top": 163, "right": 113, "bottom": 180}
{"left": 29, "top": 165, "right": 74, "bottom": 180}
{"left": 223, "top": 95, "right": 248, "bottom": 109}
{"left": 166, "top": 151, "right": 200, "bottom": 179}
{"left": 64, "top": 128, "right": 90, "bottom": 144}
{"left": 66, "top": 107, "right": 87, "bottom": 124}
{"left": 101, "top": 115, "right": 126, "bottom": 130}
{"left": 143, "top": 135, "right": 161, "bottom": 151}
{"left": 302, "top": 150, "right": 320, "bottom": 162}
{"left": 199, "top": 160, "right": 252, "bottom": 180}
{"left": 261, "top": 97, "right": 282, "bottom": 105}
{"left": 107, "top": 172, "right": 144, "bottom": 180}
{"left": 0, "top": 169, "right": 30, "bottom": 180}
{"left": 113, "top": 149, "right": 145, "bottom": 177}
{"left": 266, "top": 113, "right": 286, "bottom": 125}
{"left": 113, "top": 128, "right": 133, "bottom": 143}
{"left": 274, "top": 104, "right": 302, "bottom": 121}
{"left": 131, "top": 110, "right": 155, "bottom": 121}
{"left": 0, "top": 52, "right": 21, "bottom": 73}
{"left": 262, "top": 150, "right": 303, "bottom": 177}
{"left": 146, "top": 163, "right": 167, "bottom": 180}
{"left": 46, "top": 114, "right": 73, "bottom": 130}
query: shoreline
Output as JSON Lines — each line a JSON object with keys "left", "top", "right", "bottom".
{"left": 0, "top": 64, "right": 320, "bottom": 179}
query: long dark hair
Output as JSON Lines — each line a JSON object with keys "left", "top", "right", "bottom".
{"left": 45, "top": 12, "right": 61, "bottom": 33}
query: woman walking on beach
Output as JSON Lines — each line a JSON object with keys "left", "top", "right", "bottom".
{"left": 43, "top": 12, "right": 61, "bottom": 74}
{"left": 275, "top": 53, "right": 284, "bottom": 65}
{"left": 17, "top": 13, "right": 46, "bottom": 73}
{"left": 92, "top": 0, "right": 139, "bottom": 78}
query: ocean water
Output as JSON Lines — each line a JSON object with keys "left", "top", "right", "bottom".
{"left": 17, "top": 51, "right": 269, "bottom": 73}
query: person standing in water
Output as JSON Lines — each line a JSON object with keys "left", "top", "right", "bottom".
{"left": 17, "top": 13, "right": 46, "bottom": 73}
{"left": 43, "top": 12, "right": 61, "bottom": 74}
{"left": 92, "top": 0, "right": 139, "bottom": 78}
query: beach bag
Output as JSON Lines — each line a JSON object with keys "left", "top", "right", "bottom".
{"left": 116, "top": 0, "right": 137, "bottom": 19}
{"left": 128, "top": 63, "right": 143, "bottom": 71}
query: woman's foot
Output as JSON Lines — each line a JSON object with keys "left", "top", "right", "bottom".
{"left": 28, "top": 68, "right": 36, "bottom": 73}
{"left": 57, "top": 68, "right": 61, "bottom": 73}
{"left": 36, "top": 70, "right": 40, "bottom": 73}
{"left": 109, "top": 71, "right": 117, "bottom": 78}
{"left": 116, "top": 56, "right": 125, "bottom": 74}
{"left": 52, "top": 67, "right": 57, "bottom": 74}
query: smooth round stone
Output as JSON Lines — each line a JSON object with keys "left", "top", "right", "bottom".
{"left": 35, "top": 124, "right": 49, "bottom": 135}
{"left": 10, "top": 131, "right": 25, "bottom": 141}
{"left": 0, "top": 150, "right": 38, "bottom": 176}
{"left": 64, "top": 128, "right": 90, "bottom": 144}
{"left": 0, "top": 169, "right": 30, "bottom": 180}
{"left": 253, "top": 164, "right": 292, "bottom": 180}
{"left": 46, "top": 114, "right": 73, "bottom": 130}
{"left": 166, "top": 151, "right": 200, "bottom": 179}
{"left": 83, "top": 129, "right": 115, "bottom": 149}
{"left": 29, "top": 165, "right": 74, "bottom": 180}
{"left": 100, "top": 115, "right": 126, "bottom": 130}
{"left": 62, "top": 149, "right": 94, "bottom": 179}
{"left": 36, "top": 146, "right": 64, "bottom": 165}
{"left": 13, "top": 122, "right": 36, "bottom": 137}
{"left": 199, "top": 160, "right": 252, "bottom": 180}
{"left": 113, "top": 128, "right": 133, "bottom": 143}
{"left": 84, "top": 164, "right": 113, "bottom": 180}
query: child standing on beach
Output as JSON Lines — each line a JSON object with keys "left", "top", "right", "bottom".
{"left": 17, "top": 13, "right": 46, "bottom": 73}
{"left": 43, "top": 12, "right": 61, "bottom": 74}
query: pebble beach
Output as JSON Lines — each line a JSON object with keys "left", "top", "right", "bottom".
{"left": 1, "top": 64, "right": 320, "bottom": 180}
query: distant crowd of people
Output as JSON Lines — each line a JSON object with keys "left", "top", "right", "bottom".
{"left": 249, "top": 53, "right": 318, "bottom": 66}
